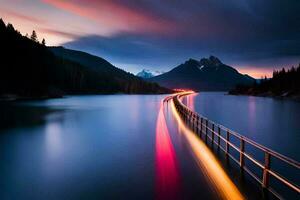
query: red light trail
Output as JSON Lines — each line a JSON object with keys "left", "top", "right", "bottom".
{"left": 155, "top": 100, "right": 182, "bottom": 200}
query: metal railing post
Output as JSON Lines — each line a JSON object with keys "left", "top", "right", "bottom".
{"left": 200, "top": 118, "right": 203, "bottom": 137}
{"left": 190, "top": 113, "right": 193, "bottom": 128}
{"left": 190, "top": 112, "right": 192, "bottom": 127}
{"left": 196, "top": 116, "right": 199, "bottom": 135}
{"left": 263, "top": 152, "right": 271, "bottom": 188}
{"left": 205, "top": 119, "right": 208, "bottom": 143}
{"left": 226, "top": 130, "right": 230, "bottom": 155}
{"left": 240, "top": 138, "right": 245, "bottom": 168}
{"left": 193, "top": 114, "right": 195, "bottom": 130}
{"left": 212, "top": 123, "right": 215, "bottom": 145}
{"left": 217, "top": 126, "right": 221, "bottom": 147}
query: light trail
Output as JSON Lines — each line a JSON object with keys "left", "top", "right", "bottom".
{"left": 186, "top": 92, "right": 197, "bottom": 111}
{"left": 170, "top": 98, "right": 244, "bottom": 200}
{"left": 155, "top": 100, "right": 182, "bottom": 200}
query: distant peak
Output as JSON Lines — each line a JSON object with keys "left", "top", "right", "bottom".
{"left": 209, "top": 55, "right": 222, "bottom": 65}
{"left": 185, "top": 58, "right": 200, "bottom": 65}
{"left": 136, "top": 69, "right": 164, "bottom": 78}
{"left": 200, "top": 55, "right": 222, "bottom": 66}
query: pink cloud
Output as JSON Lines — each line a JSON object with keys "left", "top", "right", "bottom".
{"left": 42, "top": 0, "right": 176, "bottom": 35}
{"left": 39, "top": 28, "right": 80, "bottom": 39}
{"left": 0, "top": 8, "right": 45, "bottom": 24}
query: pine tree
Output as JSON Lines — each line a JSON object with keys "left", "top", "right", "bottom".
{"left": 6, "top": 23, "right": 15, "bottom": 32}
{"left": 0, "top": 18, "right": 6, "bottom": 30}
{"left": 30, "top": 30, "right": 38, "bottom": 42}
{"left": 42, "top": 38, "right": 46, "bottom": 46}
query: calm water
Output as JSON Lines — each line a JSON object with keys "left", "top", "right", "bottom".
{"left": 0, "top": 94, "right": 298, "bottom": 199}
{"left": 185, "top": 92, "right": 300, "bottom": 161}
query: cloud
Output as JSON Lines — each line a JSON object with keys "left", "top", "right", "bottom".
{"left": 42, "top": 0, "right": 176, "bottom": 36}
{"left": 63, "top": 31, "right": 300, "bottom": 79}
{"left": 2, "top": 0, "right": 298, "bottom": 77}
{"left": 39, "top": 28, "right": 80, "bottom": 39}
{"left": 64, "top": 31, "right": 300, "bottom": 64}
{"left": 63, "top": 33, "right": 200, "bottom": 67}
{"left": 0, "top": 8, "right": 45, "bottom": 24}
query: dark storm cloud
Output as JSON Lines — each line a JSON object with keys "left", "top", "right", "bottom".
{"left": 64, "top": 0, "right": 300, "bottom": 74}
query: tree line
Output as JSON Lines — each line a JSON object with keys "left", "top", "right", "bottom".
{"left": 230, "top": 64, "right": 300, "bottom": 96}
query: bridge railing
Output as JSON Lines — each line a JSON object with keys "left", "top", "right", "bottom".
{"left": 172, "top": 93, "right": 300, "bottom": 199}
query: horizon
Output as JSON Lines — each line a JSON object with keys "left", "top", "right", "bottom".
{"left": 1, "top": 0, "right": 299, "bottom": 78}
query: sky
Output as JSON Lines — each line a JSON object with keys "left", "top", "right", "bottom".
{"left": 1, "top": 0, "right": 300, "bottom": 78}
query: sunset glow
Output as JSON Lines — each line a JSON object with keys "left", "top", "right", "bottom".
{"left": 1, "top": 0, "right": 298, "bottom": 75}
{"left": 238, "top": 67, "right": 274, "bottom": 79}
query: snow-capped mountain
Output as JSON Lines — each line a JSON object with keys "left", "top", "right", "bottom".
{"left": 136, "top": 69, "right": 164, "bottom": 79}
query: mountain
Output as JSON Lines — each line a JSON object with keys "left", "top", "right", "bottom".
{"left": 136, "top": 69, "right": 155, "bottom": 78}
{"left": 149, "top": 56, "right": 255, "bottom": 91}
{"left": 0, "top": 18, "right": 170, "bottom": 99}
{"left": 136, "top": 69, "right": 164, "bottom": 79}
{"left": 50, "top": 46, "right": 126, "bottom": 76}
{"left": 49, "top": 47, "right": 170, "bottom": 94}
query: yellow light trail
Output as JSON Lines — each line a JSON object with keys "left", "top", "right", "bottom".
{"left": 170, "top": 99, "right": 244, "bottom": 200}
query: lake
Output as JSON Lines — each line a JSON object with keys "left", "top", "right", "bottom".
{"left": 183, "top": 92, "right": 300, "bottom": 161}
{"left": 0, "top": 94, "right": 299, "bottom": 199}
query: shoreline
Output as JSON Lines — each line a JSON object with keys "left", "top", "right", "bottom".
{"left": 228, "top": 92, "right": 300, "bottom": 102}
{"left": 0, "top": 92, "right": 174, "bottom": 102}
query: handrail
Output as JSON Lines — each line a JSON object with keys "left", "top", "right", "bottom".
{"left": 171, "top": 92, "right": 300, "bottom": 199}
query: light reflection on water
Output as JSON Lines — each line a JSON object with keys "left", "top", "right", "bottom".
{"left": 0, "top": 95, "right": 162, "bottom": 199}
{"left": 45, "top": 122, "right": 63, "bottom": 158}
{"left": 155, "top": 100, "right": 182, "bottom": 200}
{"left": 0, "top": 94, "right": 276, "bottom": 199}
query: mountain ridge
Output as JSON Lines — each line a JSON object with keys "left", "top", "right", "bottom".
{"left": 149, "top": 56, "right": 255, "bottom": 91}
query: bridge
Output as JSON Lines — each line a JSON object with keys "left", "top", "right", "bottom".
{"left": 164, "top": 91, "right": 300, "bottom": 199}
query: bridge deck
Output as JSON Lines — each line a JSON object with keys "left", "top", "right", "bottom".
{"left": 162, "top": 96, "right": 267, "bottom": 199}
{"left": 167, "top": 92, "right": 300, "bottom": 199}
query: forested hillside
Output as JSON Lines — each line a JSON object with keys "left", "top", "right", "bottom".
{"left": 229, "top": 65, "right": 300, "bottom": 98}
{"left": 49, "top": 47, "right": 169, "bottom": 94}
{"left": 0, "top": 19, "right": 170, "bottom": 99}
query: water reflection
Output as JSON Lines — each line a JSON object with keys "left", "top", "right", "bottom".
{"left": 248, "top": 96, "right": 256, "bottom": 133}
{"left": 0, "top": 103, "right": 57, "bottom": 130}
{"left": 45, "top": 122, "right": 63, "bottom": 158}
{"left": 189, "top": 92, "right": 300, "bottom": 160}
{"left": 170, "top": 98, "right": 244, "bottom": 200}
{"left": 0, "top": 95, "right": 271, "bottom": 199}
{"left": 155, "top": 101, "right": 181, "bottom": 200}
{"left": 186, "top": 93, "right": 197, "bottom": 111}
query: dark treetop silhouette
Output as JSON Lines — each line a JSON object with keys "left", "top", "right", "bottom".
{"left": 229, "top": 65, "right": 300, "bottom": 99}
